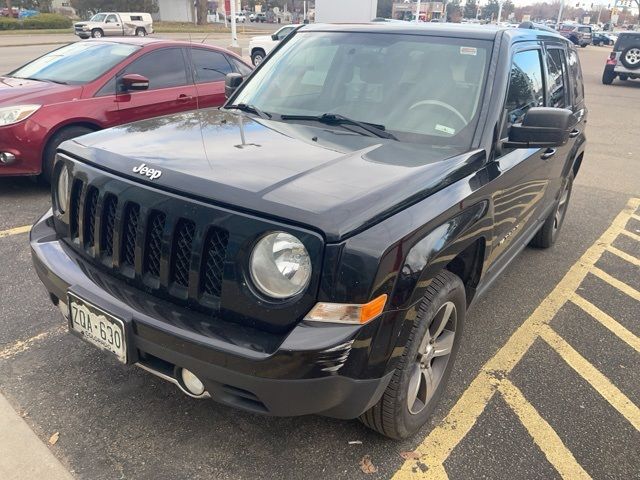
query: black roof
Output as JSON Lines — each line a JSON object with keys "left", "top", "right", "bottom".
{"left": 300, "top": 22, "right": 568, "bottom": 43}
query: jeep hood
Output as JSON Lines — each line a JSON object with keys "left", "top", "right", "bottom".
{"left": 60, "top": 109, "right": 485, "bottom": 241}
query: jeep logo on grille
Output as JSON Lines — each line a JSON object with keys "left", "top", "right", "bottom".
{"left": 132, "top": 163, "right": 162, "bottom": 180}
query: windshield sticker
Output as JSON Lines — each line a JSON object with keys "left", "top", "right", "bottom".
{"left": 460, "top": 47, "right": 477, "bottom": 56}
{"left": 435, "top": 124, "right": 456, "bottom": 135}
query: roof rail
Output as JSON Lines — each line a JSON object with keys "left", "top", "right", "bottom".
{"left": 518, "top": 21, "right": 556, "bottom": 33}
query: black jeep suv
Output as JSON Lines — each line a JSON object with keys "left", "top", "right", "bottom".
{"left": 31, "top": 24, "right": 587, "bottom": 439}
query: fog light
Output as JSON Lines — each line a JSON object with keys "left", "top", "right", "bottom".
{"left": 180, "top": 368, "right": 205, "bottom": 396}
{"left": 0, "top": 152, "right": 16, "bottom": 165}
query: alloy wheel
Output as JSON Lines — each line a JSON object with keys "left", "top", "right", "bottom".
{"left": 625, "top": 48, "right": 640, "bottom": 66}
{"left": 553, "top": 182, "right": 570, "bottom": 234}
{"left": 407, "top": 301, "right": 457, "bottom": 415}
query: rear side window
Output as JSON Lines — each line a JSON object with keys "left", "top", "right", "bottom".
{"left": 229, "top": 57, "right": 252, "bottom": 76}
{"left": 506, "top": 49, "right": 545, "bottom": 124}
{"left": 567, "top": 49, "right": 584, "bottom": 105}
{"left": 189, "top": 48, "right": 233, "bottom": 83}
{"left": 122, "top": 48, "right": 188, "bottom": 91}
{"left": 546, "top": 48, "right": 568, "bottom": 108}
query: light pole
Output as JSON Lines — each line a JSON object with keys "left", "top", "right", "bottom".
{"left": 556, "top": 0, "right": 565, "bottom": 29}
{"left": 230, "top": 0, "right": 239, "bottom": 49}
{"left": 497, "top": 0, "right": 503, "bottom": 23}
{"left": 416, "top": 0, "right": 422, "bottom": 22}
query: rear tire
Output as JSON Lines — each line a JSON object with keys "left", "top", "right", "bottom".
{"left": 40, "top": 126, "right": 95, "bottom": 183}
{"left": 359, "top": 271, "right": 465, "bottom": 439}
{"left": 91, "top": 29, "right": 103, "bottom": 38}
{"left": 602, "top": 69, "right": 616, "bottom": 84}
{"left": 529, "top": 171, "right": 574, "bottom": 249}
{"left": 136, "top": 28, "right": 146, "bottom": 37}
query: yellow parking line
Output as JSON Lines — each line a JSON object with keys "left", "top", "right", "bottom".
{"left": 590, "top": 267, "right": 640, "bottom": 302}
{"left": 0, "top": 225, "right": 31, "bottom": 239}
{"left": 571, "top": 294, "right": 640, "bottom": 352}
{"left": 607, "top": 245, "right": 640, "bottom": 267}
{"left": 540, "top": 326, "right": 640, "bottom": 431}
{"left": 392, "top": 197, "right": 640, "bottom": 478}
{"left": 631, "top": 213, "right": 640, "bottom": 222}
{"left": 498, "top": 380, "right": 591, "bottom": 479}
{"left": 620, "top": 229, "right": 640, "bottom": 242}
{"left": 0, "top": 326, "right": 64, "bottom": 360}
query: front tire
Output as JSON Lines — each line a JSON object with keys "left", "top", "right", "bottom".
{"left": 360, "top": 271, "right": 466, "bottom": 439}
{"left": 91, "top": 29, "right": 103, "bottom": 38}
{"left": 529, "top": 171, "right": 574, "bottom": 249}
{"left": 41, "top": 126, "right": 95, "bottom": 183}
{"left": 251, "top": 49, "right": 265, "bottom": 66}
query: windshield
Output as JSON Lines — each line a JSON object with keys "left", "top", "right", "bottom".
{"left": 233, "top": 31, "right": 491, "bottom": 147}
{"left": 10, "top": 42, "right": 140, "bottom": 85}
{"left": 90, "top": 13, "right": 107, "bottom": 22}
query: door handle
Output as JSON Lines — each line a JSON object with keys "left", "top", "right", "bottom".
{"left": 177, "top": 94, "right": 193, "bottom": 102}
{"left": 569, "top": 129, "right": 581, "bottom": 138}
{"left": 541, "top": 148, "right": 556, "bottom": 160}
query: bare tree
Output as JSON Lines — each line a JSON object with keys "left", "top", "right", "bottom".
{"left": 5, "top": 0, "right": 11, "bottom": 10}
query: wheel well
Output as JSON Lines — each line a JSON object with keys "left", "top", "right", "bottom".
{"left": 444, "top": 238, "right": 485, "bottom": 306}
{"left": 252, "top": 48, "right": 266, "bottom": 56}
{"left": 572, "top": 152, "right": 584, "bottom": 177}
{"left": 44, "top": 122, "right": 100, "bottom": 156}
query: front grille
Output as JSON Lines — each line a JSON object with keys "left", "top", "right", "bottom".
{"left": 121, "top": 204, "right": 140, "bottom": 268}
{"left": 171, "top": 219, "right": 196, "bottom": 287}
{"left": 67, "top": 180, "right": 229, "bottom": 311}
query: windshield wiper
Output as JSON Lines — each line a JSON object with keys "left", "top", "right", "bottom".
{"left": 280, "top": 113, "right": 397, "bottom": 140}
{"left": 225, "top": 103, "right": 272, "bottom": 120}
{"left": 14, "top": 76, "right": 68, "bottom": 85}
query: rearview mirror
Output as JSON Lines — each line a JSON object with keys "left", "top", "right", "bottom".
{"left": 120, "top": 74, "right": 149, "bottom": 92}
{"left": 504, "top": 107, "right": 572, "bottom": 149}
{"left": 271, "top": 34, "right": 279, "bottom": 41}
{"left": 225, "top": 72, "right": 244, "bottom": 99}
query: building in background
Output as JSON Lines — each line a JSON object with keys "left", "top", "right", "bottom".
{"left": 392, "top": 1, "right": 445, "bottom": 21}
{"left": 315, "top": 0, "right": 378, "bottom": 23}
{"left": 154, "top": 0, "right": 194, "bottom": 23}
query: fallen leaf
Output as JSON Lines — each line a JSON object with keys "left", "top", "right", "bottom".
{"left": 400, "top": 451, "right": 421, "bottom": 460}
{"left": 359, "top": 455, "right": 378, "bottom": 474}
{"left": 48, "top": 432, "right": 60, "bottom": 445}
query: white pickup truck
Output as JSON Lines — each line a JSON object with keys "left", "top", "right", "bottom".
{"left": 249, "top": 25, "right": 299, "bottom": 66}
{"left": 74, "top": 12, "right": 154, "bottom": 39}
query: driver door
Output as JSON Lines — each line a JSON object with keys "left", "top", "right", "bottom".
{"left": 104, "top": 14, "right": 121, "bottom": 36}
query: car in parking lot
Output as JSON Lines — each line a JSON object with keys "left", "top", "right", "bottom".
{"left": 74, "top": 12, "right": 154, "bottom": 39}
{"left": 249, "top": 24, "right": 299, "bottom": 65}
{"left": 559, "top": 23, "right": 592, "bottom": 47}
{"left": 592, "top": 32, "right": 613, "bottom": 46}
{"left": 32, "top": 23, "right": 586, "bottom": 439}
{"left": 0, "top": 38, "right": 251, "bottom": 180}
{"left": 602, "top": 32, "right": 640, "bottom": 84}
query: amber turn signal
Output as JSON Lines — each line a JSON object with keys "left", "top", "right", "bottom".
{"left": 304, "top": 294, "right": 388, "bottom": 325}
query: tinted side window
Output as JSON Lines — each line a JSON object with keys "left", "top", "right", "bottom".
{"left": 123, "top": 48, "right": 188, "bottom": 91}
{"left": 506, "top": 49, "right": 545, "bottom": 124}
{"left": 229, "top": 56, "right": 252, "bottom": 76}
{"left": 106, "top": 14, "right": 117, "bottom": 23}
{"left": 546, "top": 48, "right": 568, "bottom": 108}
{"left": 189, "top": 49, "right": 233, "bottom": 83}
{"left": 567, "top": 49, "right": 584, "bottom": 105}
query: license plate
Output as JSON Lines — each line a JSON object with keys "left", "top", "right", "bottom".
{"left": 68, "top": 293, "right": 127, "bottom": 363}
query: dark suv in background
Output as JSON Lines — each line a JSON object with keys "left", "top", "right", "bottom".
{"left": 602, "top": 32, "right": 640, "bottom": 84}
{"left": 31, "top": 23, "right": 587, "bottom": 439}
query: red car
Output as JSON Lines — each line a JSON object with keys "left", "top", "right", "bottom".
{"left": 0, "top": 38, "right": 252, "bottom": 180}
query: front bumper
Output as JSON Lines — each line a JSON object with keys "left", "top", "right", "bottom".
{"left": 30, "top": 211, "right": 393, "bottom": 419}
{"left": 0, "top": 119, "right": 45, "bottom": 176}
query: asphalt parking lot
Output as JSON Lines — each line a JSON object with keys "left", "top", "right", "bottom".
{"left": 0, "top": 43, "right": 639, "bottom": 479}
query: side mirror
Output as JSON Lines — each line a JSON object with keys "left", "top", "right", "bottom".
{"left": 504, "top": 107, "right": 572, "bottom": 149}
{"left": 225, "top": 72, "right": 244, "bottom": 99}
{"left": 120, "top": 74, "right": 149, "bottom": 92}
{"left": 271, "top": 33, "right": 279, "bottom": 41}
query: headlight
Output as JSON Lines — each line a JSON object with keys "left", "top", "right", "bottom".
{"left": 0, "top": 105, "right": 41, "bottom": 127}
{"left": 249, "top": 232, "right": 311, "bottom": 299}
{"left": 57, "top": 164, "right": 70, "bottom": 214}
